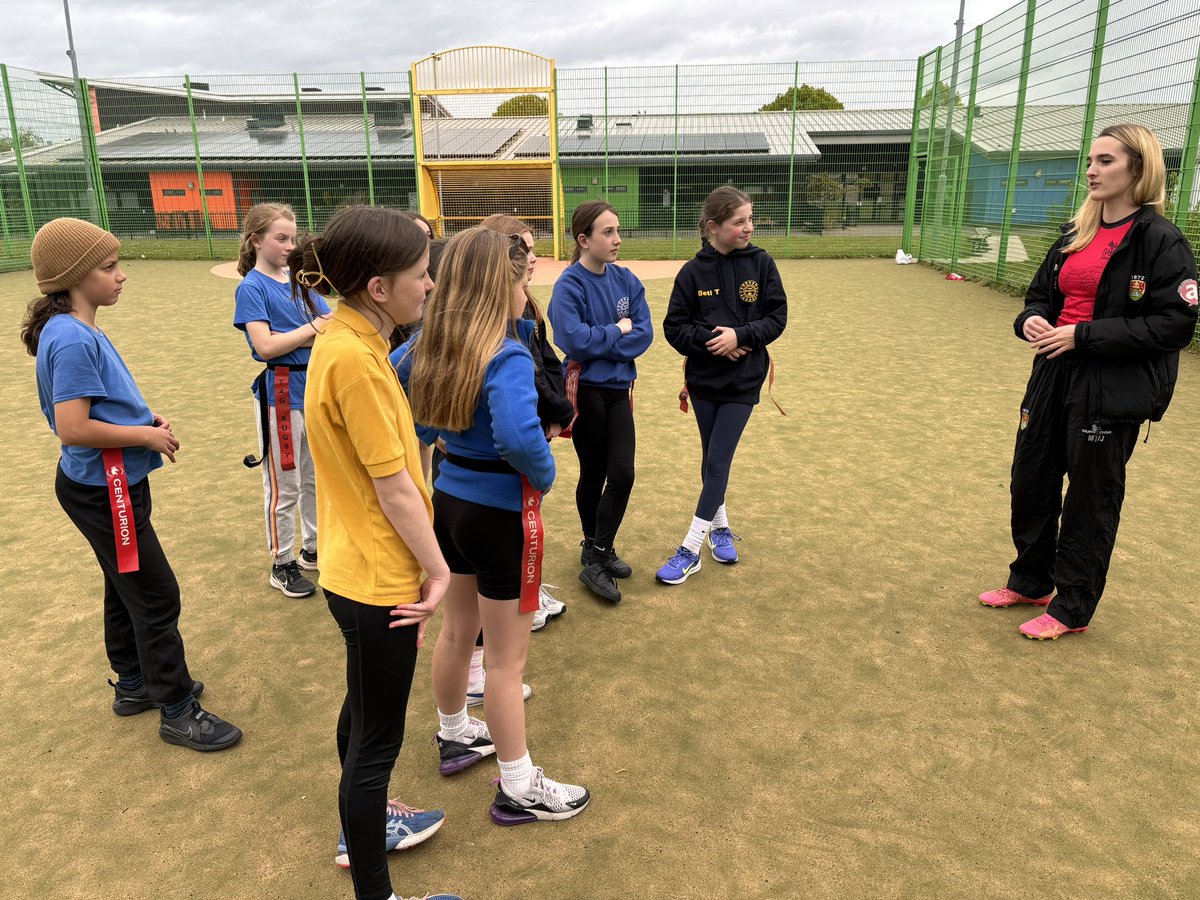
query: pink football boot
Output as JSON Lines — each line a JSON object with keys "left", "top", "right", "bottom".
{"left": 1019, "top": 612, "right": 1088, "bottom": 640}
{"left": 979, "top": 587, "right": 1053, "bottom": 608}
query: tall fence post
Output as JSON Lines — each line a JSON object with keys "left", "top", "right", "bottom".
{"left": 408, "top": 70, "right": 423, "bottom": 215}
{"left": 996, "top": 0, "right": 1038, "bottom": 285}
{"left": 1072, "top": 0, "right": 1110, "bottom": 210}
{"left": 902, "top": 54, "right": 927, "bottom": 255}
{"left": 359, "top": 72, "right": 376, "bottom": 206}
{"left": 1, "top": 64, "right": 35, "bottom": 236}
{"left": 1173, "top": 44, "right": 1200, "bottom": 231}
{"left": 918, "top": 47, "right": 942, "bottom": 261}
{"left": 950, "top": 26, "right": 984, "bottom": 270}
{"left": 293, "top": 73, "right": 314, "bottom": 231}
{"left": 548, "top": 62, "right": 562, "bottom": 262}
{"left": 79, "top": 79, "right": 109, "bottom": 230}
{"left": 184, "top": 75, "right": 213, "bottom": 258}
{"left": 603, "top": 66, "right": 609, "bottom": 193}
{"left": 672, "top": 64, "right": 679, "bottom": 258}
{"left": 784, "top": 60, "right": 799, "bottom": 258}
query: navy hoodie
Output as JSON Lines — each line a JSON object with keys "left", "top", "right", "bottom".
{"left": 548, "top": 261, "right": 654, "bottom": 388}
{"left": 662, "top": 242, "right": 788, "bottom": 404}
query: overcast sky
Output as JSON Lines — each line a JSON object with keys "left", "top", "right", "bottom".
{"left": 4, "top": 0, "right": 1021, "bottom": 76}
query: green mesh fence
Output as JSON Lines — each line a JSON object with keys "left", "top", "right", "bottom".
{"left": 907, "top": 0, "right": 1200, "bottom": 337}
{"left": 1, "top": 59, "right": 914, "bottom": 271}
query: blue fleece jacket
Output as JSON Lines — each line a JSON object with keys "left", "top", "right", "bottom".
{"left": 547, "top": 261, "right": 653, "bottom": 388}
{"left": 390, "top": 318, "right": 555, "bottom": 512}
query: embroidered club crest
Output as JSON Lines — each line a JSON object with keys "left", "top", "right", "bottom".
{"left": 1179, "top": 279, "right": 1198, "bottom": 307}
{"left": 1128, "top": 277, "right": 1146, "bottom": 302}
{"left": 615, "top": 296, "right": 630, "bottom": 318}
{"left": 739, "top": 280, "right": 759, "bottom": 303}
{"left": 1019, "top": 408, "right": 1030, "bottom": 431}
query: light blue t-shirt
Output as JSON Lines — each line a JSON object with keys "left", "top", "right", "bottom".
{"left": 35, "top": 314, "right": 163, "bottom": 487}
{"left": 233, "top": 268, "right": 331, "bottom": 408}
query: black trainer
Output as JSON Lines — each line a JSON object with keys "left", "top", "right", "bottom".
{"left": 298, "top": 548, "right": 319, "bottom": 571}
{"left": 580, "top": 538, "right": 632, "bottom": 579}
{"left": 110, "top": 678, "right": 204, "bottom": 717}
{"left": 579, "top": 560, "right": 621, "bottom": 603}
{"left": 271, "top": 560, "right": 317, "bottom": 598}
{"left": 159, "top": 701, "right": 243, "bottom": 752}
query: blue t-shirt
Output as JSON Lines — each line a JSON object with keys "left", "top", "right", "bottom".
{"left": 35, "top": 314, "right": 163, "bottom": 488}
{"left": 233, "top": 268, "right": 331, "bottom": 408}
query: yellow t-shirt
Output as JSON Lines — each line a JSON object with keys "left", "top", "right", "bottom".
{"left": 305, "top": 303, "right": 432, "bottom": 606}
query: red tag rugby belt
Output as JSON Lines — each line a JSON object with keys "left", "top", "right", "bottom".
{"left": 273, "top": 366, "right": 296, "bottom": 470}
{"left": 677, "top": 355, "right": 786, "bottom": 415}
{"left": 559, "top": 359, "right": 582, "bottom": 439}
{"left": 519, "top": 476, "right": 544, "bottom": 614}
{"left": 102, "top": 449, "right": 140, "bottom": 573}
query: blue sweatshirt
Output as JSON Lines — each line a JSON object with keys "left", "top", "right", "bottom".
{"left": 390, "top": 318, "right": 555, "bottom": 512}
{"left": 547, "top": 261, "right": 653, "bottom": 388}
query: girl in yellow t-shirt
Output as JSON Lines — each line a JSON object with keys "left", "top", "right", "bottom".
{"left": 293, "top": 205, "right": 457, "bottom": 900}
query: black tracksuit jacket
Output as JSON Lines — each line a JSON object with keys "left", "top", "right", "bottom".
{"left": 662, "top": 242, "right": 788, "bottom": 404}
{"left": 1014, "top": 206, "right": 1198, "bottom": 422}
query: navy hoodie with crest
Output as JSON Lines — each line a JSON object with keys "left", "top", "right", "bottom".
{"left": 662, "top": 242, "right": 788, "bottom": 404}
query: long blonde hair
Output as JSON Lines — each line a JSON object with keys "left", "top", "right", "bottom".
{"left": 480, "top": 213, "right": 541, "bottom": 321}
{"left": 1063, "top": 123, "right": 1165, "bottom": 254}
{"left": 238, "top": 202, "right": 297, "bottom": 276}
{"left": 408, "top": 227, "right": 528, "bottom": 432}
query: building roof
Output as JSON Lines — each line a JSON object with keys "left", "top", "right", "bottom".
{"left": 2, "top": 108, "right": 915, "bottom": 169}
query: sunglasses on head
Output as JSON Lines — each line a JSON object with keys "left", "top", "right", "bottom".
{"left": 507, "top": 232, "right": 529, "bottom": 258}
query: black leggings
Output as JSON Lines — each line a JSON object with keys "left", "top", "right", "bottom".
{"left": 54, "top": 465, "right": 194, "bottom": 705}
{"left": 571, "top": 384, "right": 636, "bottom": 547}
{"left": 327, "top": 589, "right": 420, "bottom": 900}
{"left": 691, "top": 397, "right": 754, "bottom": 521}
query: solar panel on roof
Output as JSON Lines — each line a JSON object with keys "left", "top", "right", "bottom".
{"left": 423, "top": 125, "right": 518, "bottom": 158}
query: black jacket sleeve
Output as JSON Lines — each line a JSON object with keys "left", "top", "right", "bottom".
{"left": 1014, "top": 235, "right": 1066, "bottom": 340}
{"left": 663, "top": 267, "right": 713, "bottom": 356}
{"left": 1076, "top": 235, "right": 1199, "bottom": 358}
{"left": 735, "top": 258, "right": 787, "bottom": 349}
{"left": 529, "top": 318, "right": 575, "bottom": 428}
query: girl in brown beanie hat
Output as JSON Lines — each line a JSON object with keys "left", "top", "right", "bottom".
{"left": 20, "top": 218, "right": 243, "bottom": 752}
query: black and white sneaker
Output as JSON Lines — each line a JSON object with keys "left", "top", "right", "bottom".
{"left": 436, "top": 717, "right": 495, "bottom": 775}
{"left": 159, "top": 701, "right": 243, "bottom": 752}
{"left": 580, "top": 539, "right": 632, "bottom": 579}
{"left": 297, "top": 548, "right": 319, "bottom": 571}
{"left": 491, "top": 767, "right": 590, "bottom": 823}
{"left": 110, "top": 678, "right": 204, "bottom": 717}
{"left": 271, "top": 561, "right": 317, "bottom": 598}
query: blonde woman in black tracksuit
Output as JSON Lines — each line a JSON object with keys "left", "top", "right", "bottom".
{"left": 979, "top": 123, "right": 1197, "bottom": 639}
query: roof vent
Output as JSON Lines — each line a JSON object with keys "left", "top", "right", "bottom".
{"left": 576, "top": 114, "right": 593, "bottom": 131}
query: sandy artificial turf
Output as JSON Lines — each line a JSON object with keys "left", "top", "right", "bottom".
{"left": 0, "top": 258, "right": 1198, "bottom": 899}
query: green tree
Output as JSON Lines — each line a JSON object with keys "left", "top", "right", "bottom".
{"left": 759, "top": 84, "right": 843, "bottom": 112}
{"left": 0, "top": 128, "right": 45, "bottom": 153}
{"left": 493, "top": 94, "right": 548, "bottom": 117}
{"left": 920, "top": 82, "right": 964, "bottom": 109}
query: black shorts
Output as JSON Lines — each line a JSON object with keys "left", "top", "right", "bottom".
{"left": 433, "top": 491, "right": 522, "bottom": 600}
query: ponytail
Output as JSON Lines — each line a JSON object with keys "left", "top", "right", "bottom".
{"left": 20, "top": 292, "right": 74, "bottom": 356}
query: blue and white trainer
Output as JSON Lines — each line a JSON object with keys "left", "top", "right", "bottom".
{"left": 707, "top": 527, "right": 741, "bottom": 564}
{"left": 334, "top": 800, "right": 445, "bottom": 868}
{"left": 655, "top": 547, "right": 701, "bottom": 585}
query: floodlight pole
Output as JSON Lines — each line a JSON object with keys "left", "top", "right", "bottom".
{"left": 63, "top": 0, "right": 100, "bottom": 221}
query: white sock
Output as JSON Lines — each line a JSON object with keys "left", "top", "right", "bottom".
{"left": 682, "top": 516, "right": 711, "bottom": 554}
{"left": 712, "top": 505, "right": 729, "bottom": 529}
{"left": 469, "top": 648, "right": 485, "bottom": 685}
{"left": 499, "top": 752, "right": 534, "bottom": 798}
{"left": 438, "top": 706, "right": 468, "bottom": 741}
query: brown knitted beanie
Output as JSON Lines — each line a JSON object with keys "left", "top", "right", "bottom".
{"left": 31, "top": 218, "right": 122, "bottom": 294}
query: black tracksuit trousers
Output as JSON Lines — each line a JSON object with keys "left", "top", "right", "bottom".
{"left": 1007, "top": 355, "right": 1140, "bottom": 629}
